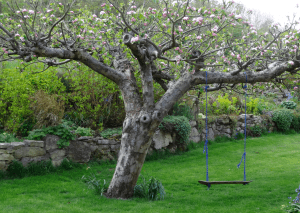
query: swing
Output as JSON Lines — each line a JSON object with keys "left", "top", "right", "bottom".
{"left": 198, "top": 71, "right": 252, "bottom": 188}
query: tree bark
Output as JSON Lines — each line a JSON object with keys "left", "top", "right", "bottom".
{"left": 105, "top": 118, "right": 153, "bottom": 199}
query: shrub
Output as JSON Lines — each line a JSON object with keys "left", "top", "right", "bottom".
{"left": 173, "top": 102, "right": 193, "bottom": 120}
{"left": 281, "top": 101, "right": 297, "bottom": 109}
{"left": 30, "top": 90, "right": 65, "bottom": 128}
{"left": 159, "top": 116, "right": 191, "bottom": 146}
{"left": 0, "top": 66, "right": 65, "bottom": 133}
{"left": 134, "top": 175, "right": 166, "bottom": 201}
{"left": 248, "top": 125, "right": 266, "bottom": 137}
{"left": 272, "top": 109, "right": 293, "bottom": 132}
{"left": 291, "top": 114, "right": 300, "bottom": 132}
{"left": 246, "top": 97, "right": 261, "bottom": 115}
{"left": 82, "top": 168, "right": 108, "bottom": 196}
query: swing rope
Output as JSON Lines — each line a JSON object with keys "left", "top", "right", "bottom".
{"left": 199, "top": 71, "right": 251, "bottom": 187}
{"left": 203, "top": 71, "right": 209, "bottom": 183}
{"left": 237, "top": 72, "right": 247, "bottom": 182}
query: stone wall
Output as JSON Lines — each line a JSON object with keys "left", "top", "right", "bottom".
{"left": 0, "top": 114, "right": 275, "bottom": 171}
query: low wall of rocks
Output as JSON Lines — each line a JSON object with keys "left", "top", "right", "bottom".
{"left": 0, "top": 114, "right": 275, "bottom": 171}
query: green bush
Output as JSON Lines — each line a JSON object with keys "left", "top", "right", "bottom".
{"left": 0, "top": 65, "right": 65, "bottom": 133}
{"left": 291, "top": 114, "right": 300, "bottom": 131}
{"left": 173, "top": 102, "right": 193, "bottom": 120}
{"left": 272, "top": 109, "right": 294, "bottom": 132}
{"left": 281, "top": 101, "right": 297, "bottom": 109}
{"left": 159, "top": 116, "right": 191, "bottom": 145}
{"left": 26, "top": 161, "right": 55, "bottom": 176}
{"left": 134, "top": 175, "right": 166, "bottom": 201}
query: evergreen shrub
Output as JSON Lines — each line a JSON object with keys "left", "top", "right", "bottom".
{"left": 272, "top": 109, "right": 293, "bottom": 132}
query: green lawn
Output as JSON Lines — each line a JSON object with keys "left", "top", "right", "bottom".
{"left": 1, "top": 133, "right": 299, "bottom": 213}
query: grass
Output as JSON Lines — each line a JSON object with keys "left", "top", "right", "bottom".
{"left": 0, "top": 133, "right": 299, "bottom": 212}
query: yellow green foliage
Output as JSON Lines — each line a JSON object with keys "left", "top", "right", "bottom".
{"left": 0, "top": 64, "right": 65, "bottom": 132}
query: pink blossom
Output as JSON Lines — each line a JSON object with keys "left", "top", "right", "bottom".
{"left": 196, "top": 36, "right": 201, "bottom": 40}
{"left": 131, "top": 5, "right": 137, "bottom": 9}
{"left": 289, "top": 61, "right": 294, "bottom": 65}
{"left": 231, "top": 53, "right": 235, "bottom": 57}
{"left": 131, "top": 36, "right": 139, "bottom": 43}
{"left": 144, "top": 23, "right": 147, "bottom": 26}
{"left": 22, "top": 9, "right": 27, "bottom": 12}
{"left": 15, "top": 33, "right": 20, "bottom": 37}
{"left": 59, "top": 3, "right": 62, "bottom": 5}
{"left": 212, "top": 8, "right": 216, "bottom": 12}
{"left": 92, "top": 14, "right": 97, "bottom": 18}
{"left": 131, "top": 17, "right": 136, "bottom": 22}
{"left": 212, "top": 33, "right": 217, "bottom": 36}
{"left": 28, "top": 10, "right": 34, "bottom": 14}
{"left": 175, "top": 47, "right": 180, "bottom": 51}
{"left": 102, "top": 42, "right": 106, "bottom": 45}
{"left": 16, "top": 11, "right": 20, "bottom": 14}
{"left": 100, "top": 11, "right": 105, "bottom": 15}
{"left": 70, "top": 11, "right": 74, "bottom": 13}
{"left": 210, "top": 14, "right": 215, "bottom": 18}
{"left": 101, "top": 3, "right": 106, "bottom": 7}
{"left": 183, "top": 17, "right": 189, "bottom": 21}
{"left": 294, "top": 86, "right": 298, "bottom": 90}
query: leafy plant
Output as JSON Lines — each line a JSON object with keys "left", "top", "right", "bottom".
{"left": 281, "top": 101, "right": 297, "bottom": 109}
{"left": 246, "top": 97, "right": 261, "bottom": 115}
{"left": 27, "top": 123, "right": 76, "bottom": 148}
{"left": 82, "top": 168, "right": 108, "bottom": 196}
{"left": 100, "top": 127, "right": 122, "bottom": 139}
{"left": 134, "top": 175, "right": 166, "bottom": 201}
{"left": 159, "top": 116, "right": 191, "bottom": 145}
{"left": 0, "top": 132, "right": 21, "bottom": 143}
{"left": 75, "top": 127, "right": 94, "bottom": 136}
{"left": 272, "top": 109, "right": 294, "bottom": 132}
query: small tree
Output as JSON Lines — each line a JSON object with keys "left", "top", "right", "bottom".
{"left": 1, "top": 0, "right": 300, "bottom": 199}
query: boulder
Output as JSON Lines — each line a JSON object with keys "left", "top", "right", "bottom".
{"left": 14, "top": 147, "right": 46, "bottom": 159}
{"left": 44, "top": 135, "right": 60, "bottom": 151}
{"left": 153, "top": 130, "right": 170, "bottom": 149}
{"left": 189, "top": 127, "right": 201, "bottom": 143}
{"left": 50, "top": 150, "right": 66, "bottom": 161}
{"left": 0, "top": 161, "right": 6, "bottom": 170}
{"left": 23, "top": 140, "right": 44, "bottom": 147}
{"left": 10, "top": 142, "right": 25, "bottom": 150}
{"left": 66, "top": 141, "right": 91, "bottom": 163}
{"left": 0, "top": 143, "right": 11, "bottom": 149}
{"left": 21, "top": 155, "right": 50, "bottom": 167}
{"left": 0, "top": 154, "right": 14, "bottom": 161}
{"left": 189, "top": 121, "right": 197, "bottom": 127}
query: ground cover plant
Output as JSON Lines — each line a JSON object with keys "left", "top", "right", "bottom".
{"left": 0, "top": 133, "right": 299, "bottom": 212}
